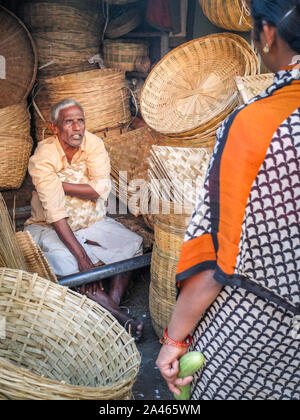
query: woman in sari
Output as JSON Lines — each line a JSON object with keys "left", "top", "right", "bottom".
{"left": 156, "top": 0, "right": 300, "bottom": 400}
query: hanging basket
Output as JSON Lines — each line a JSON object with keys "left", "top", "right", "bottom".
{"left": 33, "top": 69, "right": 131, "bottom": 141}
{"left": 0, "top": 6, "right": 37, "bottom": 108}
{"left": 140, "top": 33, "right": 258, "bottom": 137}
{"left": 199, "top": 0, "right": 253, "bottom": 32}
{"left": 103, "top": 39, "right": 149, "bottom": 72}
{"left": 0, "top": 267, "right": 141, "bottom": 400}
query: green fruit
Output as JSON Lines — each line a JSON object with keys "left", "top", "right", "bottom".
{"left": 173, "top": 351, "right": 205, "bottom": 401}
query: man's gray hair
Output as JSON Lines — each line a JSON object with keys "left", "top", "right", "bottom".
{"left": 50, "top": 98, "right": 85, "bottom": 124}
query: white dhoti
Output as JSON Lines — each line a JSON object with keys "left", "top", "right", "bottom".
{"left": 25, "top": 217, "right": 143, "bottom": 277}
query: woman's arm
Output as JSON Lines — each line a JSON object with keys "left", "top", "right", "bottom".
{"left": 156, "top": 269, "right": 222, "bottom": 395}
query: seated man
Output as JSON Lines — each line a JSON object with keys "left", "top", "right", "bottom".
{"left": 25, "top": 98, "right": 143, "bottom": 341}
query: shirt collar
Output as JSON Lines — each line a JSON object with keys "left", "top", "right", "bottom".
{"left": 55, "top": 130, "right": 87, "bottom": 162}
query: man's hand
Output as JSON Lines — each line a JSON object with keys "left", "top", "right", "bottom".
{"left": 156, "top": 345, "right": 193, "bottom": 396}
{"left": 62, "top": 182, "right": 99, "bottom": 200}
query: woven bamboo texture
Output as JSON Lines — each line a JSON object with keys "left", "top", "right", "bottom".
{"left": 235, "top": 73, "right": 275, "bottom": 103}
{"left": 105, "top": 9, "right": 142, "bottom": 39}
{"left": 149, "top": 281, "right": 176, "bottom": 338}
{"left": 104, "top": 39, "right": 149, "bottom": 72}
{"left": 0, "top": 134, "right": 33, "bottom": 190}
{"left": 19, "top": 2, "right": 102, "bottom": 78}
{"left": 199, "top": 0, "right": 253, "bottom": 31}
{"left": 33, "top": 69, "right": 131, "bottom": 141}
{"left": 0, "top": 267, "right": 141, "bottom": 400}
{"left": 0, "top": 6, "right": 37, "bottom": 108}
{"left": 103, "top": 126, "right": 160, "bottom": 217}
{"left": 0, "top": 101, "right": 31, "bottom": 137}
{"left": 15, "top": 231, "right": 58, "bottom": 283}
{"left": 104, "top": 0, "right": 137, "bottom": 4}
{"left": 141, "top": 33, "right": 259, "bottom": 139}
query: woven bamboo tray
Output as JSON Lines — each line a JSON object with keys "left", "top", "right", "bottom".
{"left": 235, "top": 73, "right": 275, "bottom": 103}
{"left": 33, "top": 69, "right": 131, "bottom": 141}
{"left": 199, "top": 0, "right": 253, "bottom": 31}
{"left": 141, "top": 33, "right": 258, "bottom": 136}
{"left": 0, "top": 6, "right": 37, "bottom": 108}
{"left": 104, "top": 39, "right": 148, "bottom": 72}
{"left": 15, "top": 231, "right": 58, "bottom": 283}
{"left": 105, "top": 9, "right": 142, "bottom": 39}
{"left": 0, "top": 135, "right": 33, "bottom": 190}
{"left": 0, "top": 267, "right": 141, "bottom": 400}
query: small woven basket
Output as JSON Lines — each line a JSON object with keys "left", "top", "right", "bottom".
{"left": 235, "top": 73, "right": 275, "bottom": 103}
{"left": 0, "top": 134, "right": 33, "bottom": 190}
{"left": 103, "top": 39, "right": 148, "bottom": 72}
{"left": 0, "top": 267, "right": 141, "bottom": 400}
{"left": 199, "top": 0, "right": 253, "bottom": 32}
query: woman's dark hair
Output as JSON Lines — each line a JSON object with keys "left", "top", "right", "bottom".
{"left": 251, "top": 0, "right": 300, "bottom": 53}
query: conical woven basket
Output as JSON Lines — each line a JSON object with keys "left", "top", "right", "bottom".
{"left": 199, "top": 0, "right": 253, "bottom": 31}
{"left": 33, "top": 69, "right": 131, "bottom": 141}
{"left": 0, "top": 267, "right": 141, "bottom": 400}
{"left": 140, "top": 33, "right": 258, "bottom": 137}
{"left": 0, "top": 6, "right": 37, "bottom": 108}
{"left": 235, "top": 73, "right": 275, "bottom": 103}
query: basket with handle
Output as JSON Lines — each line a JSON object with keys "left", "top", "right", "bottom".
{"left": 0, "top": 267, "right": 141, "bottom": 400}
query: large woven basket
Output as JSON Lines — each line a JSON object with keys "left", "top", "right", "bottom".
{"left": 18, "top": 2, "right": 102, "bottom": 78}
{"left": 104, "top": 39, "right": 148, "bottom": 72}
{"left": 33, "top": 69, "right": 131, "bottom": 141}
{"left": 0, "top": 6, "right": 37, "bottom": 108}
{"left": 141, "top": 33, "right": 258, "bottom": 137}
{"left": 0, "top": 267, "right": 141, "bottom": 400}
{"left": 199, "top": 0, "right": 253, "bottom": 31}
{"left": 235, "top": 73, "right": 275, "bottom": 103}
{"left": 0, "top": 134, "right": 33, "bottom": 190}
{"left": 0, "top": 101, "right": 31, "bottom": 137}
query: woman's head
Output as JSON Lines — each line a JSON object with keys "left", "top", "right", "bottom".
{"left": 250, "top": 0, "right": 300, "bottom": 71}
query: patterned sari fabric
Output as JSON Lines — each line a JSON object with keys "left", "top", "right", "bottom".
{"left": 176, "top": 68, "right": 300, "bottom": 400}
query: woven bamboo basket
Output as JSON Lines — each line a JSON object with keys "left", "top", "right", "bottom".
{"left": 0, "top": 135, "right": 33, "bottom": 190}
{"left": 33, "top": 69, "right": 131, "bottom": 141}
{"left": 149, "top": 282, "right": 176, "bottom": 338}
{"left": 199, "top": 0, "right": 253, "bottom": 31}
{"left": 141, "top": 33, "right": 258, "bottom": 137}
{"left": 0, "top": 267, "right": 141, "bottom": 400}
{"left": 15, "top": 231, "right": 58, "bottom": 283}
{"left": 0, "top": 6, "right": 37, "bottom": 108}
{"left": 0, "top": 101, "right": 31, "bottom": 137}
{"left": 104, "top": 39, "right": 149, "bottom": 72}
{"left": 235, "top": 73, "right": 275, "bottom": 103}
{"left": 19, "top": 2, "right": 102, "bottom": 78}
{"left": 105, "top": 9, "right": 142, "bottom": 39}
{"left": 104, "top": 0, "right": 137, "bottom": 4}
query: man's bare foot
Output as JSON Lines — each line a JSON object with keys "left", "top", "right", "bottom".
{"left": 109, "top": 272, "right": 131, "bottom": 305}
{"left": 123, "top": 319, "right": 144, "bottom": 342}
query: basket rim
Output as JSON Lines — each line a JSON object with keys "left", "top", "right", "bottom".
{"left": 41, "top": 68, "right": 125, "bottom": 84}
{"left": 140, "top": 32, "right": 258, "bottom": 135}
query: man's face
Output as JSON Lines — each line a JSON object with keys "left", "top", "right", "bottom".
{"left": 52, "top": 105, "right": 85, "bottom": 149}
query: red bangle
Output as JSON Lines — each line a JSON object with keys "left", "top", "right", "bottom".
{"left": 159, "top": 328, "right": 192, "bottom": 348}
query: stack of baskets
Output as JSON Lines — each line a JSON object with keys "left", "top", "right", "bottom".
{"left": 147, "top": 146, "right": 212, "bottom": 337}
{"left": 33, "top": 69, "right": 131, "bottom": 142}
{"left": 18, "top": 0, "right": 103, "bottom": 78}
{"left": 0, "top": 267, "right": 141, "bottom": 400}
{"left": 0, "top": 6, "right": 36, "bottom": 190}
{"left": 141, "top": 33, "right": 259, "bottom": 148}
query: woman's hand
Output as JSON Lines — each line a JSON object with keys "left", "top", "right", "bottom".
{"left": 156, "top": 345, "right": 193, "bottom": 396}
